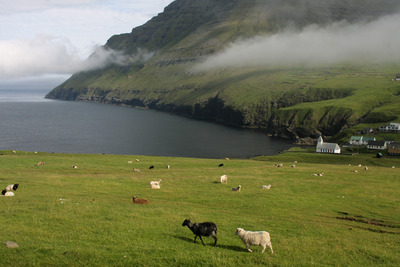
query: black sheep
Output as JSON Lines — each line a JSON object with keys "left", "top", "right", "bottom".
{"left": 182, "top": 219, "right": 217, "bottom": 246}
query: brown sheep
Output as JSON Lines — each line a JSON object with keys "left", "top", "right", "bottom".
{"left": 132, "top": 196, "right": 149, "bottom": 204}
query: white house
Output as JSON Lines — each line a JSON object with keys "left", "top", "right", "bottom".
{"left": 379, "top": 122, "right": 400, "bottom": 132}
{"left": 349, "top": 136, "right": 363, "bottom": 145}
{"left": 316, "top": 136, "right": 341, "bottom": 154}
{"left": 367, "top": 140, "right": 388, "bottom": 150}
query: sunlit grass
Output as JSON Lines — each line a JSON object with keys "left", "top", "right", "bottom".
{"left": 1, "top": 150, "right": 399, "bottom": 266}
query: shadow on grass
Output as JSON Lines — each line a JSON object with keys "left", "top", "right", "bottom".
{"left": 168, "top": 234, "right": 244, "bottom": 252}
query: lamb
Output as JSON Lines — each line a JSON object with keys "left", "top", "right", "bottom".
{"left": 182, "top": 219, "right": 218, "bottom": 246}
{"left": 5, "top": 184, "right": 19, "bottom": 191}
{"left": 150, "top": 179, "right": 162, "bottom": 189}
{"left": 235, "top": 228, "right": 274, "bottom": 253}
{"left": 132, "top": 196, "right": 149, "bottom": 204}
{"left": 220, "top": 175, "right": 228, "bottom": 183}
{"left": 232, "top": 185, "right": 241, "bottom": 191}
{"left": 2, "top": 190, "right": 14, "bottom": 196}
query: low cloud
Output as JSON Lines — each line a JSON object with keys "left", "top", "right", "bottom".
{"left": 0, "top": 35, "right": 153, "bottom": 79}
{"left": 192, "top": 13, "right": 400, "bottom": 71}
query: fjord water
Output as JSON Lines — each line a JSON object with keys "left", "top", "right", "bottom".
{"left": 0, "top": 89, "right": 292, "bottom": 158}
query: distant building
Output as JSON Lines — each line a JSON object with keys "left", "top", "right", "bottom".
{"left": 349, "top": 136, "right": 376, "bottom": 145}
{"left": 363, "top": 128, "right": 374, "bottom": 134}
{"left": 316, "top": 136, "right": 341, "bottom": 154}
{"left": 367, "top": 140, "right": 388, "bottom": 150}
{"left": 388, "top": 142, "right": 400, "bottom": 156}
{"left": 362, "top": 137, "right": 376, "bottom": 145}
{"left": 379, "top": 122, "right": 400, "bottom": 132}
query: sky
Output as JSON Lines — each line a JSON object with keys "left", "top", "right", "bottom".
{"left": 0, "top": 0, "right": 174, "bottom": 90}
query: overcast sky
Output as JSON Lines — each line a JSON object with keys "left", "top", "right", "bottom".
{"left": 0, "top": 0, "right": 174, "bottom": 90}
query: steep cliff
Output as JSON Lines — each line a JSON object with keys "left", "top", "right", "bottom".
{"left": 46, "top": 0, "right": 400, "bottom": 141}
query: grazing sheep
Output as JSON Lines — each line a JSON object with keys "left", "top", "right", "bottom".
{"left": 220, "top": 175, "right": 228, "bottom": 183}
{"left": 225, "top": 158, "right": 230, "bottom": 161}
{"left": 135, "top": 159, "right": 140, "bottom": 162}
{"left": 261, "top": 184, "right": 271, "bottom": 189}
{"left": 294, "top": 161, "right": 297, "bottom": 164}
{"left": 232, "top": 185, "right": 241, "bottom": 191}
{"left": 133, "top": 168, "right": 141, "bottom": 172}
{"left": 2, "top": 190, "right": 15, "bottom": 196}
{"left": 132, "top": 196, "right": 149, "bottom": 204}
{"left": 218, "top": 163, "right": 224, "bottom": 167}
{"left": 235, "top": 228, "right": 274, "bottom": 253}
{"left": 318, "top": 173, "right": 324, "bottom": 177}
{"left": 364, "top": 166, "right": 368, "bottom": 171}
{"left": 72, "top": 165, "right": 78, "bottom": 169}
{"left": 353, "top": 170, "right": 358, "bottom": 173}
{"left": 392, "top": 166, "right": 395, "bottom": 169}
{"left": 275, "top": 163, "right": 283, "bottom": 167}
{"left": 35, "top": 161, "right": 45, "bottom": 167}
{"left": 182, "top": 219, "right": 218, "bottom": 246}
{"left": 5, "top": 184, "right": 19, "bottom": 191}
{"left": 150, "top": 179, "right": 162, "bottom": 189}
{"left": 149, "top": 165, "right": 154, "bottom": 169}
{"left": 291, "top": 164, "right": 296, "bottom": 168}
{"left": 128, "top": 161, "right": 133, "bottom": 164}
{"left": 167, "top": 165, "right": 170, "bottom": 169}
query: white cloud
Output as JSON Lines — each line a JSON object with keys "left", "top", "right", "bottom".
{"left": 0, "top": 0, "right": 173, "bottom": 87}
{"left": 192, "top": 13, "right": 400, "bottom": 71}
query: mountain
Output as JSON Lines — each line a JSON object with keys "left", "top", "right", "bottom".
{"left": 46, "top": 0, "right": 400, "bottom": 143}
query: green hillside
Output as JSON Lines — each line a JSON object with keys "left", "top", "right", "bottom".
{"left": 46, "top": 0, "right": 400, "bottom": 142}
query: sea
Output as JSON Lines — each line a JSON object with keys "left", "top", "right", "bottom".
{"left": 0, "top": 89, "right": 292, "bottom": 159}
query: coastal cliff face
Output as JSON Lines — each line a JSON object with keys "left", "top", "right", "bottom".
{"left": 46, "top": 0, "right": 400, "bottom": 142}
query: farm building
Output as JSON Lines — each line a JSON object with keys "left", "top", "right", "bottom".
{"left": 379, "top": 122, "right": 400, "bottom": 132}
{"left": 316, "top": 136, "right": 341, "bottom": 154}
{"left": 349, "top": 136, "right": 376, "bottom": 146}
{"left": 367, "top": 140, "right": 388, "bottom": 150}
{"left": 388, "top": 142, "right": 400, "bottom": 156}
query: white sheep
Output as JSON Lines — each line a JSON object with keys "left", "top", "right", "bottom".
{"left": 364, "top": 166, "right": 368, "bottom": 171}
{"left": 133, "top": 168, "right": 141, "bottom": 172}
{"left": 150, "top": 179, "right": 162, "bottom": 189}
{"left": 232, "top": 185, "right": 241, "bottom": 191}
{"left": 275, "top": 163, "right": 283, "bottom": 167}
{"left": 5, "top": 184, "right": 19, "bottom": 191}
{"left": 261, "top": 184, "right": 271, "bottom": 189}
{"left": 72, "top": 165, "right": 78, "bottom": 169}
{"left": 235, "top": 228, "right": 274, "bottom": 253}
{"left": 291, "top": 164, "right": 296, "bottom": 168}
{"left": 220, "top": 175, "right": 228, "bottom": 183}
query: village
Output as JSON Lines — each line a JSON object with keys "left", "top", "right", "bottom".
{"left": 316, "top": 122, "right": 400, "bottom": 156}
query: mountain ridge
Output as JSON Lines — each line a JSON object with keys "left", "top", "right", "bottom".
{"left": 46, "top": 0, "right": 400, "bottom": 143}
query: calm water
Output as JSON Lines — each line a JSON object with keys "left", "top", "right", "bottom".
{"left": 0, "top": 89, "right": 292, "bottom": 158}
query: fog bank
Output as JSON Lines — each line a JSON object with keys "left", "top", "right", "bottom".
{"left": 193, "top": 13, "right": 400, "bottom": 71}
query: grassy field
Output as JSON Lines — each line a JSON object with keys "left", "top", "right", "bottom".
{"left": 1, "top": 150, "right": 399, "bottom": 266}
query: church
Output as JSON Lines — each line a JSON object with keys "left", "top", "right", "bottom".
{"left": 316, "top": 136, "right": 341, "bottom": 154}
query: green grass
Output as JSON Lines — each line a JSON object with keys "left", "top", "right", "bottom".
{"left": 1, "top": 150, "right": 399, "bottom": 266}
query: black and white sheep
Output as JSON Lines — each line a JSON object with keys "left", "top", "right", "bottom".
{"left": 232, "top": 185, "right": 241, "bottom": 191}
{"left": 182, "top": 219, "right": 218, "bottom": 246}
{"left": 1, "top": 190, "right": 14, "bottom": 196}
{"left": 5, "top": 184, "right": 19, "bottom": 191}
{"left": 235, "top": 228, "right": 274, "bottom": 253}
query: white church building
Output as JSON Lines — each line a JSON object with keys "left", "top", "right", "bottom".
{"left": 316, "top": 136, "right": 341, "bottom": 154}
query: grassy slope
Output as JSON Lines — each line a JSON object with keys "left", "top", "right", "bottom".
{"left": 1, "top": 151, "right": 399, "bottom": 266}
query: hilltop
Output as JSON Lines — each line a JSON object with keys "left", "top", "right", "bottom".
{"left": 46, "top": 0, "right": 400, "bottom": 143}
